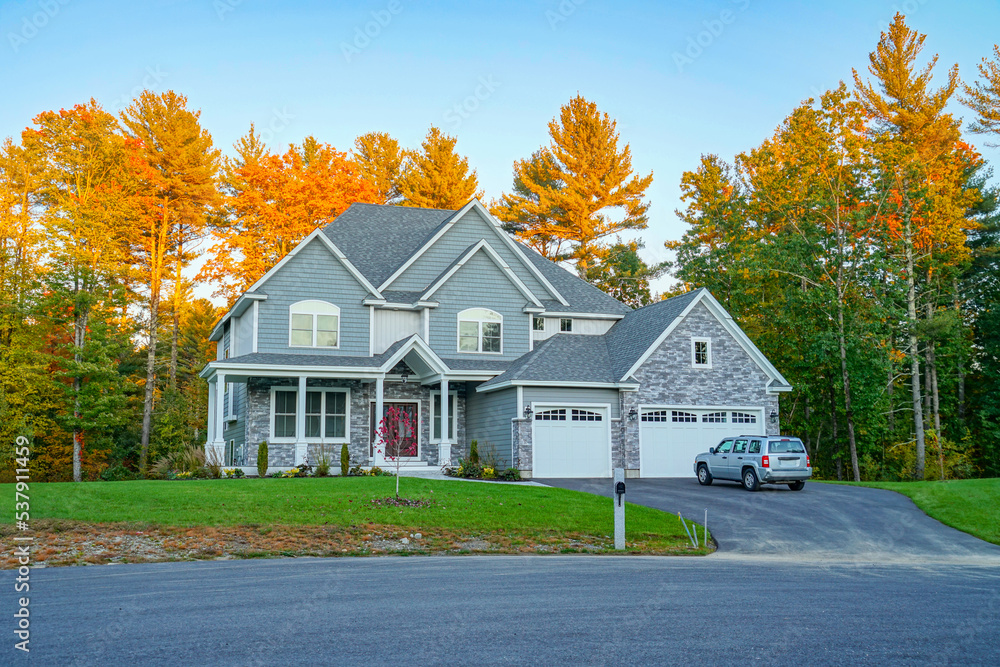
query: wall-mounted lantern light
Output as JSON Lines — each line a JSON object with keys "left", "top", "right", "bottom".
{"left": 769, "top": 409, "right": 778, "bottom": 423}
{"left": 523, "top": 405, "right": 533, "bottom": 419}
{"left": 400, "top": 371, "right": 409, "bottom": 384}
{"left": 627, "top": 407, "right": 638, "bottom": 422}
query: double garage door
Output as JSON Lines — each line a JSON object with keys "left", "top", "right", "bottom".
{"left": 531, "top": 405, "right": 765, "bottom": 478}
{"left": 640, "top": 408, "right": 764, "bottom": 477}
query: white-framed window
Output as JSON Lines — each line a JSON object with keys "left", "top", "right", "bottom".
{"left": 560, "top": 318, "right": 573, "bottom": 332}
{"left": 289, "top": 300, "right": 340, "bottom": 348}
{"left": 457, "top": 308, "right": 502, "bottom": 354}
{"left": 692, "top": 337, "right": 712, "bottom": 368}
{"left": 305, "top": 389, "right": 349, "bottom": 441}
{"left": 535, "top": 409, "right": 567, "bottom": 421}
{"left": 571, "top": 409, "right": 602, "bottom": 421}
{"left": 532, "top": 316, "right": 545, "bottom": 332}
{"left": 430, "top": 391, "right": 457, "bottom": 442}
{"left": 732, "top": 411, "right": 757, "bottom": 424}
{"left": 271, "top": 389, "right": 298, "bottom": 440}
{"left": 671, "top": 410, "right": 698, "bottom": 423}
{"left": 641, "top": 410, "right": 669, "bottom": 423}
{"left": 702, "top": 411, "right": 726, "bottom": 423}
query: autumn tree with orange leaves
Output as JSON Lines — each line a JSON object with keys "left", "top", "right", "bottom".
{"left": 199, "top": 130, "right": 377, "bottom": 304}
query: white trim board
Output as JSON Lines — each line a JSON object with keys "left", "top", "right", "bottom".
{"left": 420, "top": 239, "right": 543, "bottom": 308}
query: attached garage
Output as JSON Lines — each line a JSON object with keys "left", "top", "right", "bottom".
{"left": 532, "top": 406, "right": 611, "bottom": 478}
{"left": 640, "top": 408, "right": 765, "bottom": 477}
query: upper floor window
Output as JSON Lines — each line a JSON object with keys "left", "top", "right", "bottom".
{"left": 457, "top": 308, "right": 502, "bottom": 354}
{"left": 692, "top": 337, "right": 711, "bottom": 368}
{"left": 532, "top": 316, "right": 545, "bottom": 332}
{"left": 289, "top": 300, "right": 340, "bottom": 348}
{"left": 560, "top": 318, "right": 573, "bottom": 332}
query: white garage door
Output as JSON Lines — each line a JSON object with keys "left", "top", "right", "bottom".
{"left": 533, "top": 407, "right": 611, "bottom": 478}
{"left": 640, "top": 409, "right": 764, "bottom": 477}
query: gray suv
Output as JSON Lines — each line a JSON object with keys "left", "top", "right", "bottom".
{"left": 693, "top": 435, "right": 812, "bottom": 491}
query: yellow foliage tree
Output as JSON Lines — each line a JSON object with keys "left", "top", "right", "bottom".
{"left": 493, "top": 95, "right": 653, "bottom": 272}
{"left": 961, "top": 44, "right": 1000, "bottom": 144}
{"left": 398, "top": 126, "right": 482, "bottom": 209}
{"left": 353, "top": 131, "right": 405, "bottom": 204}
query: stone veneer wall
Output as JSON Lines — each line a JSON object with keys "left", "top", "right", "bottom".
{"left": 244, "top": 376, "right": 466, "bottom": 471}
{"left": 619, "top": 302, "right": 781, "bottom": 470}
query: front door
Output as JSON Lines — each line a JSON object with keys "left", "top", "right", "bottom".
{"left": 370, "top": 401, "right": 419, "bottom": 459}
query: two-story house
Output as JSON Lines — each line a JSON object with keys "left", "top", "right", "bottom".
{"left": 200, "top": 199, "right": 791, "bottom": 478}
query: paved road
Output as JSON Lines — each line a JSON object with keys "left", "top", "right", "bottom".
{"left": 11, "top": 556, "right": 1000, "bottom": 666}
{"left": 539, "top": 478, "right": 1000, "bottom": 565}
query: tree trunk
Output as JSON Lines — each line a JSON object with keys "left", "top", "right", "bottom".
{"left": 836, "top": 269, "right": 861, "bottom": 481}
{"left": 930, "top": 342, "right": 943, "bottom": 480}
{"left": 953, "top": 278, "right": 965, "bottom": 423}
{"left": 140, "top": 289, "right": 159, "bottom": 475}
{"left": 72, "top": 280, "right": 88, "bottom": 483}
{"left": 887, "top": 335, "right": 895, "bottom": 433}
{"left": 904, "top": 217, "right": 926, "bottom": 479}
{"left": 170, "top": 239, "right": 182, "bottom": 388}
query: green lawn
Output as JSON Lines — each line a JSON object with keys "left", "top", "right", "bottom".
{"left": 844, "top": 478, "right": 1000, "bottom": 546}
{"left": 2, "top": 477, "right": 703, "bottom": 555}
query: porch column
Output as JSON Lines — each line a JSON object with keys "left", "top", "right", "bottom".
{"left": 295, "top": 375, "right": 308, "bottom": 466}
{"left": 211, "top": 372, "right": 226, "bottom": 463}
{"left": 439, "top": 377, "right": 451, "bottom": 466}
{"left": 373, "top": 375, "right": 386, "bottom": 466}
{"left": 206, "top": 380, "right": 217, "bottom": 446}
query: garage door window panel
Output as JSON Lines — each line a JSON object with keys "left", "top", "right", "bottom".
{"left": 672, "top": 410, "right": 698, "bottom": 423}
{"left": 732, "top": 412, "right": 757, "bottom": 424}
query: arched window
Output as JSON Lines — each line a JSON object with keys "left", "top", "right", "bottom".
{"left": 289, "top": 300, "right": 340, "bottom": 348}
{"left": 457, "top": 308, "right": 502, "bottom": 354}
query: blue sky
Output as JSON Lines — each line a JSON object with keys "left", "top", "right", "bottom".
{"left": 2, "top": 0, "right": 999, "bottom": 296}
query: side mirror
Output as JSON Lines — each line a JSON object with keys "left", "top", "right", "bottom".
{"left": 709, "top": 447, "right": 715, "bottom": 455}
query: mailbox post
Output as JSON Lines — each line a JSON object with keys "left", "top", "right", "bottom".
{"left": 613, "top": 468, "right": 625, "bottom": 550}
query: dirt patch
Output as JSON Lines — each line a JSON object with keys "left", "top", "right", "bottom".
{"left": 0, "top": 520, "right": 707, "bottom": 568}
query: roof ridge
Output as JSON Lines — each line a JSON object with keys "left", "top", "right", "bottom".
{"left": 628, "top": 287, "right": 703, "bottom": 314}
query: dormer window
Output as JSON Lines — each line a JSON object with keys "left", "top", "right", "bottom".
{"left": 692, "top": 337, "right": 712, "bottom": 368}
{"left": 458, "top": 308, "right": 502, "bottom": 354}
{"left": 289, "top": 300, "right": 340, "bottom": 348}
{"left": 560, "top": 318, "right": 573, "bottom": 332}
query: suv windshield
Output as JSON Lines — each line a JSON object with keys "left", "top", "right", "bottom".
{"left": 769, "top": 439, "right": 806, "bottom": 454}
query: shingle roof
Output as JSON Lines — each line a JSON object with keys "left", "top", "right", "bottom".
{"left": 516, "top": 244, "right": 632, "bottom": 316}
{"left": 479, "top": 335, "right": 619, "bottom": 389}
{"left": 604, "top": 288, "right": 704, "bottom": 380}
{"left": 321, "top": 203, "right": 456, "bottom": 287}
{"left": 319, "top": 202, "right": 630, "bottom": 316}
{"left": 221, "top": 353, "right": 385, "bottom": 368}
{"left": 479, "top": 288, "right": 705, "bottom": 389}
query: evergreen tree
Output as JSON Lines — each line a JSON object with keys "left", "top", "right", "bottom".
{"left": 495, "top": 95, "right": 653, "bottom": 272}
{"left": 582, "top": 240, "right": 663, "bottom": 308}
{"left": 398, "top": 126, "right": 482, "bottom": 209}
{"left": 353, "top": 131, "right": 405, "bottom": 204}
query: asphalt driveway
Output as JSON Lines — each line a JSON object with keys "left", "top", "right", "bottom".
{"left": 539, "top": 477, "right": 1000, "bottom": 564}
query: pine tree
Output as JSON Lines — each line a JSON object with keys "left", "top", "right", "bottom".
{"left": 120, "top": 90, "right": 221, "bottom": 475}
{"left": 581, "top": 240, "right": 663, "bottom": 307}
{"left": 961, "top": 44, "right": 1000, "bottom": 145}
{"left": 491, "top": 149, "right": 570, "bottom": 260}
{"left": 353, "top": 131, "right": 404, "bottom": 204}
{"left": 852, "top": 13, "right": 965, "bottom": 479}
{"left": 495, "top": 95, "right": 653, "bottom": 272}
{"left": 398, "top": 126, "right": 482, "bottom": 209}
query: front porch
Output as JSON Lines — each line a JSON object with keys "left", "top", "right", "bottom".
{"left": 202, "top": 338, "right": 472, "bottom": 473}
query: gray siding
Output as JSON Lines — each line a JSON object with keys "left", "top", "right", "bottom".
{"left": 255, "top": 238, "right": 371, "bottom": 356}
{"left": 234, "top": 311, "right": 253, "bottom": 356}
{"left": 522, "top": 386, "right": 621, "bottom": 419}
{"left": 465, "top": 382, "right": 516, "bottom": 467}
{"left": 428, "top": 251, "right": 531, "bottom": 361}
{"left": 222, "top": 383, "right": 247, "bottom": 461}
{"left": 387, "top": 208, "right": 551, "bottom": 299}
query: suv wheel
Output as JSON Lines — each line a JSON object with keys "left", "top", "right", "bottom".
{"left": 697, "top": 464, "right": 713, "bottom": 486}
{"left": 788, "top": 481, "right": 805, "bottom": 491}
{"left": 742, "top": 468, "right": 760, "bottom": 492}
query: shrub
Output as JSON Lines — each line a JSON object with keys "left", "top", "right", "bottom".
{"left": 100, "top": 464, "right": 138, "bottom": 482}
{"left": 348, "top": 465, "right": 393, "bottom": 477}
{"left": 293, "top": 463, "right": 313, "bottom": 477}
{"left": 469, "top": 440, "right": 480, "bottom": 464}
{"left": 150, "top": 445, "right": 205, "bottom": 479}
{"left": 482, "top": 466, "right": 496, "bottom": 479}
{"left": 499, "top": 467, "right": 522, "bottom": 481}
{"left": 205, "top": 447, "right": 223, "bottom": 479}
{"left": 257, "top": 441, "right": 269, "bottom": 478}
{"left": 224, "top": 468, "right": 245, "bottom": 479}
{"left": 340, "top": 443, "right": 350, "bottom": 476}
{"left": 315, "top": 446, "right": 331, "bottom": 477}
{"left": 480, "top": 442, "right": 499, "bottom": 472}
